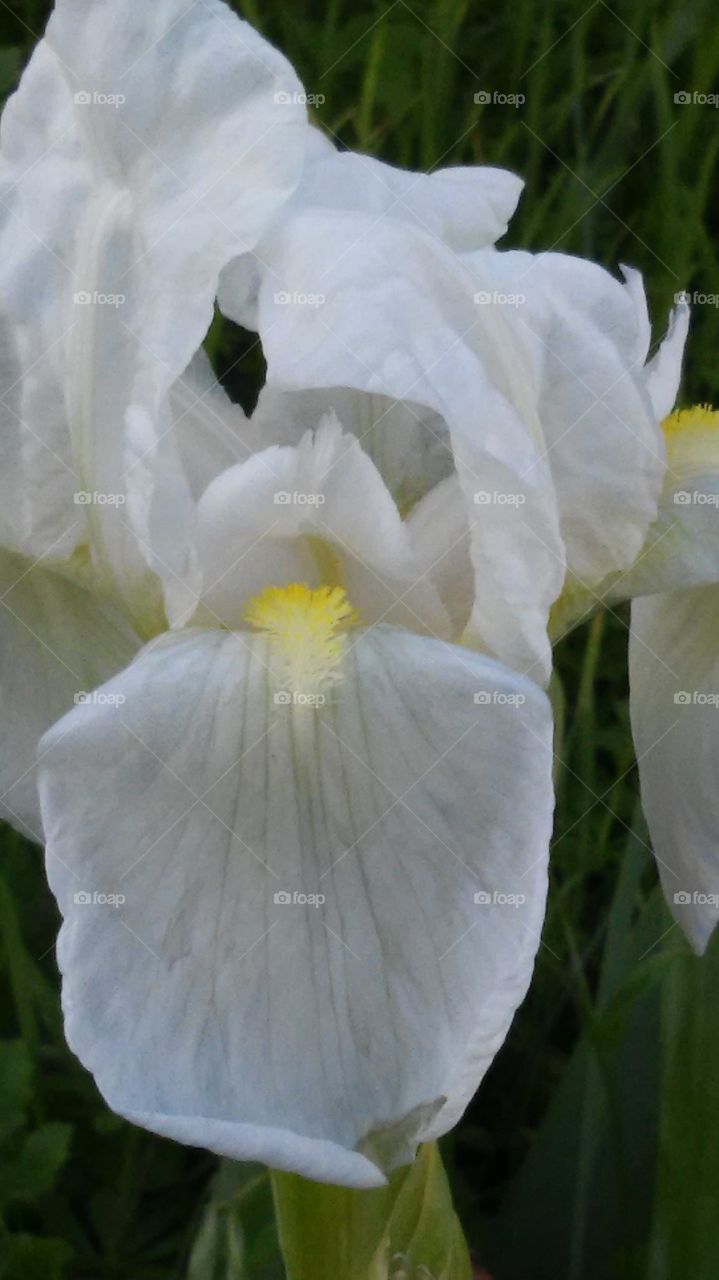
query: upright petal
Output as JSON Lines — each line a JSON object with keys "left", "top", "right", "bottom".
{"left": 250, "top": 383, "right": 454, "bottom": 511}
{"left": 406, "top": 476, "right": 474, "bottom": 637}
{"left": 0, "top": 0, "right": 308, "bottom": 621}
{"left": 550, "top": 404, "right": 719, "bottom": 638}
{"left": 252, "top": 210, "right": 565, "bottom": 680}
{"left": 171, "top": 351, "right": 262, "bottom": 502}
{"left": 599, "top": 406, "right": 719, "bottom": 606}
{"left": 644, "top": 295, "right": 690, "bottom": 421}
{"left": 195, "top": 414, "right": 450, "bottom": 635}
{"left": 39, "top": 627, "right": 553, "bottom": 1186}
{"left": 290, "top": 149, "right": 524, "bottom": 250}
{"left": 219, "top": 140, "right": 523, "bottom": 330}
{"left": 462, "top": 249, "right": 667, "bottom": 588}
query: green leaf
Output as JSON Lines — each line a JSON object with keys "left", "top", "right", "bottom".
{"left": 0, "top": 46, "right": 20, "bottom": 97}
{"left": 187, "top": 1199, "right": 245, "bottom": 1280}
{"left": 648, "top": 927, "right": 719, "bottom": 1279}
{"left": 0, "top": 1122, "right": 72, "bottom": 1203}
{"left": 0, "top": 1234, "right": 73, "bottom": 1280}
{"left": 0, "top": 1040, "right": 32, "bottom": 1144}
{"left": 479, "top": 833, "right": 670, "bottom": 1280}
{"left": 271, "top": 1143, "right": 472, "bottom": 1280}
{"left": 187, "top": 1161, "right": 283, "bottom": 1280}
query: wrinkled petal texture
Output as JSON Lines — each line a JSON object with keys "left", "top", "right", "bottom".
{"left": 218, "top": 140, "right": 523, "bottom": 330}
{"left": 39, "top": 626, "right": 553, "bottom": 1186}
{"left": 196, "top": 414, "right": 450, "bottom": 635}
{"left": 0, "top": 0, "right": 308, "bottom": 620}
{"left": 462, "top": 249, "right": 669, "bottom": 588}
{"left": 253, "top": 210, "right": 565, "bottom": 681}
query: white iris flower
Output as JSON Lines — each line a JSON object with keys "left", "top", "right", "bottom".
{"left": 0, "top": 0, "right": 309, "bottom": 835}
{"left": 1, "top": 0, "right": 703, "bottom": 1199}
{"left": 557, "top": 399, "right": 719, "bottom": 954}
{"left": 0, "top": 0, "right": 557, "bottom": 1188}
{"left": 233, "top": 186, "right": 688, "bottom": 683}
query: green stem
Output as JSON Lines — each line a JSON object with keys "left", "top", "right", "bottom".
{"left": 271, "top": 1142, "right": 472, "bottom": 1280}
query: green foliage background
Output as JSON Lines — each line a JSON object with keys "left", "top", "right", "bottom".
{"left": 0, "top": 0, "right": 718, "bottom": 1277}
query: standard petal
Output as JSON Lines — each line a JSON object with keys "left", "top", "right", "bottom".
{"left": 276, "top": 149, "right": 524, "bottom": 251}
{"left": 629, "top": 588, "right": 719, "bottom": 953}
{"left": 168, "top": 351, "right": 254, "bottom": 501}
{"left": 596, "top": 407, "right": 719, "bottom": 606}
{"left": 406, "top": 475, "right": 474, "bottom": 637}
{"left": 195, "top": 414, "right": 450, "bottom": 635}
{"left": 550, "top": 406, "right": 719, "bottom": 638}
{"left": 644, "top": 295, "right": 690, "bottom": 421}
{"left": 462, "top": 248, "right": 667, "bottom": 588}
{"left": 0, "top": 551, "right": 140, "bottom": 840}
{"left": 39, "top": 626, "right": 553, "bottom": 1186}
{"left": 0, "top": 0, "right": 308, "bottom": 617}
{"left": 253, "top": 210, "right": 565, "bottom": 680}
{"left": 218, "top": 141, "right": 523, "bottom": 330}
{"left": 250, "top": 383, "right": 454, "bottom": 510}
